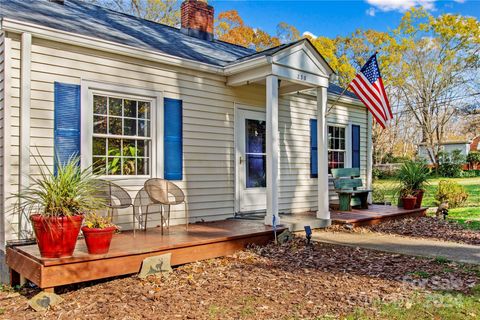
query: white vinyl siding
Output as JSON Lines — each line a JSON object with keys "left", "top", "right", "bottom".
{"left": 1, "top": 33, "right": 369, "bottom": 240}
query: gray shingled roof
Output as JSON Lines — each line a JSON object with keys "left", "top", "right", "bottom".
{"left": 0, "top": 0, "right": 359, "bottom": 100}
{"left": 0, "top": 0, "right": 255, "bottom": 67}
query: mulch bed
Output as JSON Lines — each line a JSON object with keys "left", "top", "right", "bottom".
{"left": 0, "top": 238, "right": 478, "bottom": 319}
{"left": 329, "top": 216, "right": 480, "bottom": 245}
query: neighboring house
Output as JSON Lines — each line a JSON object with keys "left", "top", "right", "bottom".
{"left": 418, "top": 139, "right": 473, "bottom": 164}
{"left": 0, "top": 0, "right": 372, "bottom": 255}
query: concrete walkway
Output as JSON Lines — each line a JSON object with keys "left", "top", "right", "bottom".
{"left": 312, "top": 231, "right": 480, "bottom": 265}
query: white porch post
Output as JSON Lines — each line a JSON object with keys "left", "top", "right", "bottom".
{"left": 366, "top": 112, "right": 373, "bottom": 203}
{"left": 316, "top": 87, "right": 330, "bottom": 221}
{"left": 264, "top": 75, "right": 280, "bottom": 225}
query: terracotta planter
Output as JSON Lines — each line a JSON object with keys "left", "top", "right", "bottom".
{"left": 30, "top": 214, "right": 84, "bottom": 258}
{"left": 402, "top": 197, "right": 417, "bottom": 210}
{"left": 82, "top": 226, "right": 116, "bottom": 255}
{"left": 413, "top": 189, "right": 425, "bottom": 209}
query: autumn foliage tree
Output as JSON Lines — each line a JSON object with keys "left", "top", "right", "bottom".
{"left": 216, "top": 10, "right": 280, "bottom": 51}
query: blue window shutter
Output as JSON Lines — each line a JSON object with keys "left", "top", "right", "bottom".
{"left": 352, "top": 124, "right": 361, "bottom": 168}
{"left": 310, "top": 119, "right": 318, "bottom": 178}
{"left": 54, "top": 82, "right": 81, "bottom": 175}
{"left": 164, "top": 98, "right": 183, "bottom": 180}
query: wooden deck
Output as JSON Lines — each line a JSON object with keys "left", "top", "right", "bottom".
{"left": 6, "top": 220, "right": 282, "bottom": 292}
{"left": 331, "top": 204, "right": 427, "bottom": 227}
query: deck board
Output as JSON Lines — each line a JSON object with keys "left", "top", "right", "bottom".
{"left": 331, "top": 204, "right": 427, "bottom": 226}
{"left": 7, "top": 220, "right": 281, "bottom": 290}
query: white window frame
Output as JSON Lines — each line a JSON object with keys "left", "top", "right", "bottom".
{"left": 81, "top": 80, "right": 164, "bottom": 181}
{"left": 327, "top": 123, "right": 352, "bottom": 174}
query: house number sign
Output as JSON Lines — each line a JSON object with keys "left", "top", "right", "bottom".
{"left": 297, "top": 73, "right": 307, "bottom": 81}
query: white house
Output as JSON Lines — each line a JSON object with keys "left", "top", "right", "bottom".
{"left": 0, "top": 0, "right": 372, "bottom": 268}
{"left": 418, "top": 140, "right": 472, "bottom": 164}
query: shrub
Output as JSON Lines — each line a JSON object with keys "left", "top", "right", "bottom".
{"left": 467, "top": 151, "right": 480, "bottom": 166}
{"left": 435, "top": 180, "right": 468, "bottom": 208}
{"left": 437, "top": 150, "right": 465, "bottom": 178}
{"left": 397, "top": 160, "right": 429, "bottom": 191}
{"left": 461, "top": 170, "right": 480, "bottom": 178}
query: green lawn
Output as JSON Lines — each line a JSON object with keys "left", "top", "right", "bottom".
{"left": 344, "top": 286, "right": 480, "bottom": 320}
{"left": 373, "top": 177, "right": 480, "bottom": 230}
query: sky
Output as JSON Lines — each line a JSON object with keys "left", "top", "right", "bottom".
{"left": 210, "top": 0, "right": 480, "bottom": 38}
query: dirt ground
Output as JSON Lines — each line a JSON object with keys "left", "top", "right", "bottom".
{"left": 0, "top": 237, "right": 478, "bottom": 320}
{"left": 330, "top": 216, "right": 480, "bottom": 245}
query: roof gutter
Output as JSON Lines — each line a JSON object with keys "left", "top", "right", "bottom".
{"left": 0, "top": 18, "right": 225, "bottom": 75}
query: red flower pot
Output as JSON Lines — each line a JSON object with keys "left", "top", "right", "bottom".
{"left": 413, "top": 189, "right": 424, "bottom": 208}
{"left": 81, "top": 226, "right": 116, "bottom": 255}
{"left": 402, "top": 197, "right": 417, "bottom": 210}
{"left": 30, "top": 214, "right": 84, "bottom": 258}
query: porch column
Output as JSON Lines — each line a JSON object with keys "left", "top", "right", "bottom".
{"left": 264, "top": 75, "right": 280, "bottom": 226}
{"left": 316, "top": 87, "right": 330, "bottom": 221}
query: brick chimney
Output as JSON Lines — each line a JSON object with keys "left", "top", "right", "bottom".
{"left": 181, "top": 0, "right": 214, "bottom": 41}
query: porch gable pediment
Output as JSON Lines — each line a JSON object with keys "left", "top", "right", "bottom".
{"left": 226, "top": 39, "right": 334, "bottom": 89}
{"left": 272, "top": 42, "right": 332, "bottom": 79}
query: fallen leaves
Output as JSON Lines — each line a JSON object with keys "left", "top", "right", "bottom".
{"left": 0, "top": 237, "right": 478, "bottom": 319}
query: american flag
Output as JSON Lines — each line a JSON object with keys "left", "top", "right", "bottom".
{"left": 348, "top": 53, "right": 392, "bottom": 128}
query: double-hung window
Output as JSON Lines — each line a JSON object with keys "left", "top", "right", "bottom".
{"left": 92, "top": 94, "right": 152, "bottom": 176}
{"left": 327, "top": 126, "right": 346, "bottom": 173}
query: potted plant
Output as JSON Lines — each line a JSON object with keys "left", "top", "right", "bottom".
{"left": 396, "top": 160, "right": 429, "bottom": 208}
{"left": 82, "top": 212, "right": 118, "bottom": 255}
{"left": 15, "top": 156, "right": 105, "bottom": 258}
{"left": 401, "top": 189, "right": 417, "bottom": 210}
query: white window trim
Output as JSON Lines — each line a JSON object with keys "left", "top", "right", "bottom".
{"left": 327, "top": 123, "right": 352, "bottom": 174}
{"left": 81, "top": 80, "right": 164, "bottom": 181}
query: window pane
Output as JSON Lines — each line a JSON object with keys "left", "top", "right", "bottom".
{"left": 137, "top": 158, "right": 149, "bottom": 175}
{"left": 107, "top": 157, "right": 121, "bottom": 175}
{"left": 245, "top": 119, "right": 266, "bottom": 154}
{"left": 92, "top": 137, "right": 106, "bottom": 155}
{"left": 109, "top": 117, "right": 122, "bottom": 135}
{"left": 93, "top": 96, "right": 107, "bottom": 115}
{"left": 93, "top": 116, "right": 107, "bottom": 134}
{"left": 123, "top": 158, "right": 136, "bottom": 175}
{"left": 246, "top": 154, "right": 266, "bottom": 188}
{"left": 138, "top": 101, "right": 150, "bottom": 119}
{"left": 124, "top": 118, "right": 137, "bottom": 136}
{"left": 138, "top": 120, "right": 150, "bottom": 137}
{"left": 123, "top": 139, "right": 136, "bottom": 157}
{"left": 92, "top": 157, "right": 106, "bottom": 175}
{"left": 340, "top": 138, "right": 345, "bottom": 150}
{"left": 124, "top": 100, "right": 136, "bottom": 118}
{"left": 108, "top": 138, "right": 121, "bottom": 157}
{"left": 109, "top": 98, "right": 122, "bottom": 116}
{"left": 339, "top": 128, "right": 345, "bottom": 139}
{"left": 137, "top": 140, "right": 145, "bottom": 157}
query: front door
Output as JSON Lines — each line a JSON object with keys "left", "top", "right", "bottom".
{"left": 236, "top": 109, "right": 267, "bottom": 212}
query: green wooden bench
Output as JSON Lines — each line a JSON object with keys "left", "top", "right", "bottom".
{"left": 331, "top": 168, "right": 372, "bottom": 211}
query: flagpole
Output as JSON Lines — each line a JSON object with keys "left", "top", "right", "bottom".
{"left": 326, "top": 51, "right": 378, "bottom": 117}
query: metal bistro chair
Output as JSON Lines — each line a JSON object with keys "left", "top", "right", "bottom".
{"left": 133, "top": 187, "right": 163, "bottom": 232}
{"left": 143, "top": 178, "right": 188, "bottom": 234}
{"left": 97, "top": 180, "right": 135, "bottom": 232}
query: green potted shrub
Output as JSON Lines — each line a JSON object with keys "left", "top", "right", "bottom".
{"left": 15, "top": 157, "right": 105, "bottom": 258}
{"left": 396, "top": 160, "right": 429, "bottom": 208}
{"left": 82, "top": 212, "right": 118, "bottom": 255}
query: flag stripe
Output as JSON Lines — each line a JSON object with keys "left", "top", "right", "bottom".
{"left": 357, "top": 74, "right": 387, "bottom": 120}
{"left": 349, "top": 81, "right": 386, "bottom": 128}
{"left": 378, "top": 77, "right": 393, "bottom": 119}
{"left": 351, "top": 77, "right": 386, "bottom": 122}
{"left": 373, "top": 81, "right": 390, "bottom": 121}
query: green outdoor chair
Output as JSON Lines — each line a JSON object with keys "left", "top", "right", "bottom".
{"left": 331, "top": 168, "right": 372, "bottom": 211}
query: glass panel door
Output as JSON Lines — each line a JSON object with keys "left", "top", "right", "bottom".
{"left": 245, "top": 119, "right": 266, "bottom": 188}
